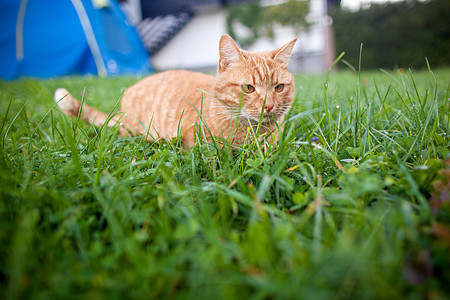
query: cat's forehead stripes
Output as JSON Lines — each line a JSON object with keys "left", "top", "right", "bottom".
{"left": 244, "top": 55, "right": 286, "bottom": 86}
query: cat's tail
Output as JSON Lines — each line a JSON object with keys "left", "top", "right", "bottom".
{"left": 54, "top": 88, "right": 122, "bottom": 129}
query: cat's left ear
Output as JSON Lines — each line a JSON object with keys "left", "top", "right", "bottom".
{"left": 272, "top": 38, "right": 297, "bottom": 66}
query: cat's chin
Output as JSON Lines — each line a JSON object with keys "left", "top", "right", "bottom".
{"left": 261, "top": 117, "right": 279, "bottom": 125}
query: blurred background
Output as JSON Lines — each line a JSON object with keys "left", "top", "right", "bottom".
{"left": 1, "top": 0, "right": 449, "bottom": 80}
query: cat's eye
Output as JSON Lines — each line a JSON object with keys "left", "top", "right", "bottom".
{"left": 242, "top": 84, "right": 255, "bottom": 93}
{"left": 274, "top": 84, "right": 285, "bottom": 92}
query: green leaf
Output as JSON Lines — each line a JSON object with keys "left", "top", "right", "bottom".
{"left": 246, "top": 157, "right": 264, "bottom": 168}
{"left": 293, "top": 192, "right": 306, "bottom": 205}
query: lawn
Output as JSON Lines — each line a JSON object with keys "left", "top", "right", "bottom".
{"left": 0, "top": 67, "right": 449, "bottom": 299}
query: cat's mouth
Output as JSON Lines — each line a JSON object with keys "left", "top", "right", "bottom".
{"left": 245, "top": 112, "right": 279, "bottom": 124}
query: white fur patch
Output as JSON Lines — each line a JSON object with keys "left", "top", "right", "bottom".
{"left": 54, "top": 88, "right": 73, "bottom": 111}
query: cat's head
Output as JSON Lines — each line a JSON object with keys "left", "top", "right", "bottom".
{"left": 213, "top": 34, "right": 297, "bottom": 124}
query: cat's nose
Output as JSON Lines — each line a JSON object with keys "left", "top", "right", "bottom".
{"left": 265, "top": 102, "right": 274, "bottom": 113}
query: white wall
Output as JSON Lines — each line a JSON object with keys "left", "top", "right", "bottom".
{"left": 151, "top": 10, "right": 227, "bottom": 70}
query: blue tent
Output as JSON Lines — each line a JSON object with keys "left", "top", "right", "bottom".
{"left": 0, "top": 0, "right": 152, "bottom": 80}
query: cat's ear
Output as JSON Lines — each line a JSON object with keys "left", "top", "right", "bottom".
{"left": 219, "top": 34, "right": 243, "bottom": 71}
{"left": 272, "top": 38, "right": 297, "bottom": 67}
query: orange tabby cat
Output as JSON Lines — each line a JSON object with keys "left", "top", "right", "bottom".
{"left": 54, "top": 34, "right": 297, "bottom": 146}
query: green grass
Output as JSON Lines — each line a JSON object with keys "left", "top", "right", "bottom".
{"left": 0, "top": 68, "right": 449, "bottom": 299}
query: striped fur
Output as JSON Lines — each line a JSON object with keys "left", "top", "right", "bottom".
{"left": 54, "top": 35, "right": 297, "bottom": 146}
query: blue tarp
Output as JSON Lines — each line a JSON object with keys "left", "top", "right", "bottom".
{"left": 0, "top": 0, "right": 152, "bottom": 80}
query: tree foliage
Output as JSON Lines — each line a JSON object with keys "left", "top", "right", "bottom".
{"left": 331, "top": 0, "right": 450, "bottom": 69}
{"left": 226, "top": 0, "right": 310, "bottom": 47}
